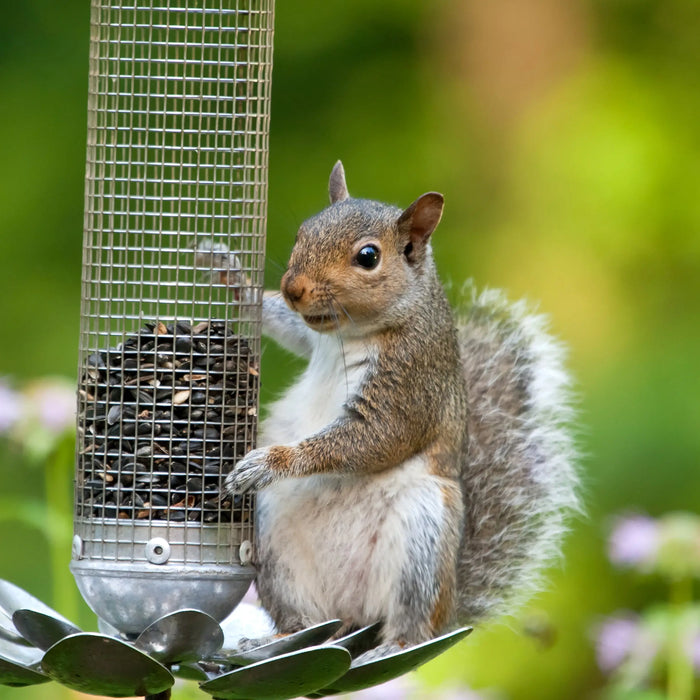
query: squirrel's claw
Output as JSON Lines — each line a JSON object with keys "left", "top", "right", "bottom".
{"left": 226, "top": 447, "right": 276, "bottom": 493}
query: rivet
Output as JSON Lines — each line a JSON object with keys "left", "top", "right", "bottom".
{"left": 72, "top": 534, "right": 84, "bottom": 559}
{"left": 239, "top": 540, "right": 253, "bottom": 565}
{"left": 145, "top": 537, "right": 171, "bottom": 565}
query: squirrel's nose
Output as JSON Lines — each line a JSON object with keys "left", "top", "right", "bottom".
{"left": 282, "top": 273, "right": 309, "bottom": 306}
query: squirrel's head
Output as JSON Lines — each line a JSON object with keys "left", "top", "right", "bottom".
{"left": 280, "top": 161, "right": 444, "bottom": 336}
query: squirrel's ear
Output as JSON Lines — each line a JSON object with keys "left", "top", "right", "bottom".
{"left": 329, "top": 160, "right": 349, "bottom": 203}
{"left": 397, "top": 192, "right": 444, "bottom": 260}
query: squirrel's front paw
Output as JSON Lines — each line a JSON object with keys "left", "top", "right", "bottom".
{"left": 225, "top": 446, "right": 294, "bottom": 493}
{"left": 226, "top": 448, "right": 274, "bottom": 493}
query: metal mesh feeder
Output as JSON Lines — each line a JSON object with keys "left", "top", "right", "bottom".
{"left": 71, "top": 0, "right": 273, "bottom": 635}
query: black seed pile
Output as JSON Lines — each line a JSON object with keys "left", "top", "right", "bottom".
{"left": 76, "top": 320, "right": 258, "bottom": 523}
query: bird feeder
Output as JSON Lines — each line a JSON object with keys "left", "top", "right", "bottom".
{"left": 71, "top": 0, "right": 273, "bottom": 634}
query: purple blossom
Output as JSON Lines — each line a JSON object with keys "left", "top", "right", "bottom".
{"left": 24, "top": 379, "right": 75, "bottom": 434}
{"left": 595, "top": 614, "right": 641, "bottom": 673}
{"left": 0, "top": 380, "right": 21, "bottom": 434}
{"left": 608, "top": 515, "right": 659, "bottom": 569}
{"left": 689, "top": 632, "right": 700, "bottom": 675}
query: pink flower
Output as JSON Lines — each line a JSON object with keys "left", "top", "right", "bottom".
{"left": 595, "top": 614, "right": 641, "bottom": 673}
{"left": 608, "top": 515, "right": 659, "bottom": 569}
{"left": 25, "top": 379, "right": 76, "bottom": 433}
{"left": 5, "top": 377, "right": 76, "bottom": 459}
{"left": 0, "top": 380, "right": 21, "bottom": 434}
{"left": 689, "top": 632, "right": 700, "bottom": 675}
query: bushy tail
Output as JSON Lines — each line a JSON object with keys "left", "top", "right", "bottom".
{"left": 455, "top": 283, "right": 580, "bottom": 624}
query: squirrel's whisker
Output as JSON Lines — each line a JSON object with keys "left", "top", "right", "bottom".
{"left": 265, "top": 257, "right": 287, "bottom": 274}
{"left": 327, "top": 298, "right": 351, "bottom": 398}
{"left": 333, "top": 296, "right": 355, "bottom": 328}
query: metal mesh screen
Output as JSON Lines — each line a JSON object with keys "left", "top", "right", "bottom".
{"left": 72, "top": 0, "right": 274, "bottom": 632}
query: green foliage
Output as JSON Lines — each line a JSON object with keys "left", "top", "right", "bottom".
{"left": 1, "top": 0, "right": 700, "bottom": 698}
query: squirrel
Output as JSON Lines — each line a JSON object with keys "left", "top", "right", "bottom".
{"left": 225, "top": 161, "right": 580, "bottom": 651}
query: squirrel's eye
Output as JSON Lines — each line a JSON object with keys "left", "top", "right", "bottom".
{"left": 354, "top": 245, "right": 380, "bottom": 270}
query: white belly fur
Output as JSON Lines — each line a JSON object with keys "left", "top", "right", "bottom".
{"left": 259, "top": 334, "right": 370, "bottom": 446}
{"left": 256, "top": 334, "right": 446, "bottom": 624}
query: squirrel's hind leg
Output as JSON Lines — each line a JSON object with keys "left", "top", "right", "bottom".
{"left": 352, "top": 642, "right": 403, "bottom": 666}
{"left": 379, "top": 478, "right": 462, "bottom": 648}
{"left": 350, "top": 490, "right": 461, "bottom": 665}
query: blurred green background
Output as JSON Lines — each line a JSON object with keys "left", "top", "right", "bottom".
{"left": 1, "top": 0, "right": 699, "bottom": 698}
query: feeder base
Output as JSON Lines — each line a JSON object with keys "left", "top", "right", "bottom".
{"left": 71, "top": 559, "right": 254, "bottom": 636}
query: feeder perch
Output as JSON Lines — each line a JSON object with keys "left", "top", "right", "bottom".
{"left": 0, "top": 577, "right": 471, "bottom": 698}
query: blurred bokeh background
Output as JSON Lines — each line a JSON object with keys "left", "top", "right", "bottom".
{"left": 1, "top": 0, "right": 699, "bottom": 698}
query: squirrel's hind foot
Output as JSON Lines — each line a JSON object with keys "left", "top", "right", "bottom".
{"left": 351, "top": 642, "right": 403, "bottom": 667}
{"left": 234, "top": 633, "right": 278, "bottom": 652}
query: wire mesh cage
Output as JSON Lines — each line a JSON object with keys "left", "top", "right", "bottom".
{"left": 71, "top": 0, "right": 274, "bottom": 635}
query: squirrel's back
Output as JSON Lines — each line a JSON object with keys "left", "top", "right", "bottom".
{"left": 455, "top": 283, "right": 580, "bottom": 623}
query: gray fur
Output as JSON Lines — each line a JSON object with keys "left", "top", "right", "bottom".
{"left": 262, "top": 291, "right": 315, "bottom": 358}
{"left": 455, "top": 282, "right": 580, "bottom": 623}
{"left": 232, "top": 174, "right": 580, "bottom": 653}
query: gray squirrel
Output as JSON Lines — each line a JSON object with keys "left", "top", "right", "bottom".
{"left": 225, "top": 161, "right": 579, "bottom": 650}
